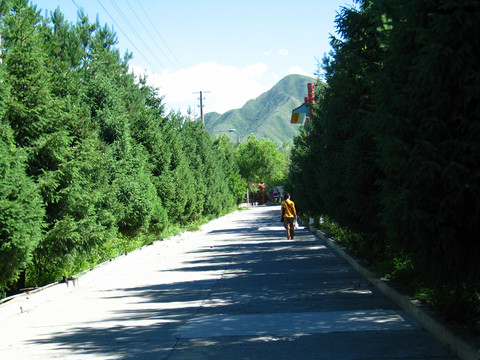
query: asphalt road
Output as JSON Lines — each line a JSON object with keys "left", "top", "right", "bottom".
{"left": 0, "top": 205, "right": 456, "bottom": 359}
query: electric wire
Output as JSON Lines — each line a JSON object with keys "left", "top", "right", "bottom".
{"left": 72, "top": 0, "right": 159, "bottom": 74}
{"left": 106, "top": 0, "right": 166, "bottom": 69}
{"left": 72, "top": 0, "right": 154, "bottom": 69}
{"left": 134, "top": 0, "right": 184, "bottom": 70}
{"left": 206, "top": 93, "right": 221, "bottom": 114}
{"left": 123, "top": 0, "right": 181, "bottom": 71}
{"left": 71, "top": 0, "right": 184, "bottom": 114}
{"left": 94, "top": 0, "right": 158, "bottom": 71}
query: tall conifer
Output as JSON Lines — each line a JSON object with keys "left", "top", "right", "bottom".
{"left": 374, "top": 0, "right": 480, "bottom": 283}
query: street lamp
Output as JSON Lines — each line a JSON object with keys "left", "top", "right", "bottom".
{"left": 227, "top": 129, "right": 240, "bottom": 145}
{"left": 215, "top": 129, "right": 240, "bottom": 145}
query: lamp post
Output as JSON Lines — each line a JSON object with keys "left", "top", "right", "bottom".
{"left": 216, "top": 129, "right": 240, "bottom": 146}
{"left": 227, "top": 128, "right": 240, "bottom": 146}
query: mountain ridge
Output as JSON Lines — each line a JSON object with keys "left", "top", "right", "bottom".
{"left": 205, "top": 74, "right": 315, "bottom": 145}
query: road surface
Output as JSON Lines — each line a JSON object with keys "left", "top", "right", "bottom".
{"left": 0, "top": 205, "right": 456, "bottom": 359}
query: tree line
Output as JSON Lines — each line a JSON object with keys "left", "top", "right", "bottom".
{"left": 0, "top": 0, "right": 288, "bottom": 297}
{"left": 286, "top": 0, "right": 480, "bottom": 289}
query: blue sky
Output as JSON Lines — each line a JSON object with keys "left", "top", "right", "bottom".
{"left": 32, "top": 0, "right": 354, "bottom": 114}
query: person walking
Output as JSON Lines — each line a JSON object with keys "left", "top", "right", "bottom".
{"left": 281, "top": 193, "right": 297, "bottom": 240}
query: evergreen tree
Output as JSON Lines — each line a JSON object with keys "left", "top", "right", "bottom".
{"left": 285, "top": 127, "right": 318, "bottom": 214}
{"left": 22, "top": 8, "right": 120, "bottom": 283}
{"left": 80, "top": 20, "right": 164, "bottom": 235}
{"left": 303, "top": 2, "right": 386, "bottom": 237}
{"left": 44, "top": 8, "right": 83, "bottom": 99}
{"left": 1, "top": 0, "right": 55, "bottom": 148}
{"left": 0, "top": 0, "right": 240, "bottom": 292}
{"left": 374, "top": 0, "right": 480, "bottom": 284}
{"left": 182, "top": 121, "right": 233, "bottom": 217}
{"left": 213, "top": 135, "right": 245, "bottom": 205}
{"left": 154, "top": 112, "right": 196, "bottom": 224}
{"left": 127, "top": 81, "right": 169, "bottom": 231}
{"left": 0, "top": 124, "right": 44, "bottom": 295}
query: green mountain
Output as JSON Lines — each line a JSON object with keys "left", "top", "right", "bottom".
{"left": 205, "top": 74, "right": 315, "bottom": 146}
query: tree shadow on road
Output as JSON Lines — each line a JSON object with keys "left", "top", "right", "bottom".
{"left": 28, "top": 206, "right": 402, "bottom": 359}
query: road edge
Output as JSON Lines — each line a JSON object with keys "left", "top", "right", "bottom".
{"left": 310, "top": 225, "right": 480, "bottom": 360}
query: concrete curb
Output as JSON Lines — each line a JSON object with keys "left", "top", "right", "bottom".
{"left": 0, "top": 279, "right": 79, "bottom": 323}
{"left": 310, "top": 226, "right": 480, "bottom": 360}
{"left": 0, "top": 234, "right": 188, "bottom": 323}
{"left": 0, "top": 209, "right": 244, "bottom": 323}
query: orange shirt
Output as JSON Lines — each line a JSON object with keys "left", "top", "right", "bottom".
{"left": 282, "top": 199, "right": 296, "bottom": 217}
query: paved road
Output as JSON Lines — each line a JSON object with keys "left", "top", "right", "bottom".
{"left": 0, "top": 205, "right": 456, "bottom": 359}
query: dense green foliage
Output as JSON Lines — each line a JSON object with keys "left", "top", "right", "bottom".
{"left": 0, "top": 125, "right": 44, "bottom": 290}
{"left": 373, "top": 0, "right": 480, "bottom": 285}
{"left": 213, "top": 135, "right": 246, "bottom": 205}
{"left": 0, "top": 0, "right": 245, "bottom": 296}
{"left": 287, "top": 0, "right": 480, "bottom": 288}
{"left": 236, "top": 134, "right": 289, "bottom": 186}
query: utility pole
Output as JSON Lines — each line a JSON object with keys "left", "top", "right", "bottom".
{"left": 193, "top": 90, "right": 210, "bottom": 125}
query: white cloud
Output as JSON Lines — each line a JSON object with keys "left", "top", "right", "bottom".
{"left": 285, "top": 66, "right": 311, "bottom": 77}
{"left": 264, "top": 49, "right": 273, "bottom": 56}
{"left": 278, "top": 49, "right": 289, "bottom": 56}
{"left": 242, "top": 63, "right": 269, "bottom": 78}
{"left": 130, "top": 62, "right": 314, "bottom": 115}
{"left": 130, "top": 62, "right": 270, "bottom": 114}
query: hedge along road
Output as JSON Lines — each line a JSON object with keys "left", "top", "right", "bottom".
{"left": 0, "top": 205, "right": 456, "bottom": 359}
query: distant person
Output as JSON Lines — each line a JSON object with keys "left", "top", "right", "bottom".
{"left": 281, "top": 193, "right": 297, "bottom": 240}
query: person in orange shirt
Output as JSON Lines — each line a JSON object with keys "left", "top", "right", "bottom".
{"left": 281, "top": 193, "right": 297, "bottom": 240}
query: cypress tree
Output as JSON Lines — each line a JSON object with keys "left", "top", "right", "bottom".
{"left": 374, "top": 0, "right": 480, "bottom": 284}
{"left": 182, "top": 121, "right": 233, "bottom": 217}
{"left": 213, "top": 135, "right": 245, "bottom": 205}
{"left": 293, "top": 2, "right": 385, "bottom": 238}
{"left": 23, "top": 8, "right": 120, "bottom": 283}
{"left": 0, "top": 0, "right": 239, "bottom": 290}
{"left": 153, "top": 112, "right": 195, "bottom": 224}
{"left": 0, "top": 125, "right": 44, "bottom": 295}
{"left": 1, "top": 0, "right": 52, "bottom": 147}
{"left": 285, "top": 127, "right": 319, "bottom": 214}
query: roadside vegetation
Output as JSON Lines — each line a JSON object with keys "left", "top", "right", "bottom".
{"left": 4, "top": 0, "right": 478, "bottom": 338}
{"left": 286, "top": 0, "right": 480, "bottom": 334}
{"left": 0, "top": 0, "right": 288, "bottom": 298}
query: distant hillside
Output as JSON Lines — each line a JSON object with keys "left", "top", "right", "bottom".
{"left": 205, "top": 74, "right": 315, "bottom": 146}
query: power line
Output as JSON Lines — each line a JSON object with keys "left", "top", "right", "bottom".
{"left": 70, "top": 0, "right": 176, "bottom": 112}
{"left": 72, "top": 0, "right": 183, "bottom": 74}
{"left": 106, "top": 0, "right": 166, "bottom": 69}
{"left": 134, "top": 0, "right": 184, "bottom": 70}
{"left": 96, "top": 0, "right": 159, "bottom": 71}
{"left": 205, "top": 92, "right": 221, "bottom": 114}
{"left": 123, "top": 0, "right": 181, "bottom": 71}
